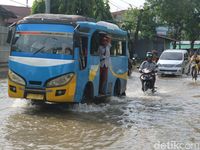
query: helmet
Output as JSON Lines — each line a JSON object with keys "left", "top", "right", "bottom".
{"left": 146, "top": 52, "right": 153, "bottom": 58}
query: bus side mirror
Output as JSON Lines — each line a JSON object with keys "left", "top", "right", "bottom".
{"left": 7, "top": 29, "right": 13, "bottom": 44}
{"left": 74, "top": 25, "right": 81, "bottom": 48}
{"left": 74, "top": 39, "right": 80, "bottom": 48}
{"left": 7, "top": 22, "right": 16, "bottom": 44}
{"left": 74, "top": 47, "right": 79, "bottom": 60}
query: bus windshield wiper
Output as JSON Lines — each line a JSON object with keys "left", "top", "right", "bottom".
{"left": 33, "top": 46, "right": 45, "bottom": 55}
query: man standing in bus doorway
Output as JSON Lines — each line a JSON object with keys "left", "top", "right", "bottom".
{"left": 99, "top": 34, "right": 111, "bottom": 95}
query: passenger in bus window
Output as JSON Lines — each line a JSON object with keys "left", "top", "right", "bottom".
{"left": 98, "top": 34, "right": 111, "bottom": 95}
{"left": 61, "top": 43, "right": 71, "bottom": 55}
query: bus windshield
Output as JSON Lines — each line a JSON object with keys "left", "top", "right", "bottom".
{"left": 11, "top": 32, "right": 73, "bottom": 55}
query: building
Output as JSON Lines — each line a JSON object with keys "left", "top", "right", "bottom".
{"left": 112, "top": 10, "right": 126, "bottom": 23}
{"left": 0, "top": 5, "right": 30, "bottom": 64}
{"left": 170, "top": 41, "right": 200, "bottom": 50}
{"left": 0, "top": 5, "right": 16, "bottom": 25}
{"left": 0, "top": 5, "right": 30, "bottom": 26}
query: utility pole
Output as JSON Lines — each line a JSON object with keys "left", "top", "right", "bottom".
{"left": 45, "top": 0, "right": 50, "bottom": 13}
{"left": 26, "top": 0, "right": 28, "bottom": 7}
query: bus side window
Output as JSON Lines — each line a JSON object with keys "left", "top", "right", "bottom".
{"left": 91, "top": 32, "right": 99, "bottom": 55}
{"left": 79, "top": 36, "right": 88, "bottom": 70}
{"left": 110, "top": 40, "right": 125, "bottom": 56}
{"left": 81, "top": 36, "right": 88, "bottom": 69}
{"left": 111, "top": 40, "right": 123, "bottom": 56}
{"left": 122, "top": 41, "right": 126, "bottom": 56}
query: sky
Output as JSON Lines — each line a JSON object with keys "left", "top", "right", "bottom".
{"left": 0, "top": 0, "right": 145, "bottom": 12}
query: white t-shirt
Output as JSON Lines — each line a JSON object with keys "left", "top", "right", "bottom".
{"left": 98, "top": 44, "right": 111, "bottom": 68}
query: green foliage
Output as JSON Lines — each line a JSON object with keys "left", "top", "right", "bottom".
{"left": 122, "top": 0, "right": 200, "bottom": 51}
{"left": 94, "top": 0, "right": 113, "bottom": 21}
{"left": 123, "top": 8, "right": 140, "bottom": 34}
{"left": 184, "top": 0, "right": 200, "bottom": 42}
{"left": 123, "top": 5, "right": 158, "bottom": 40}
{"left": 31, "top": 0, "right": 45, "bottom": 14}
{"left": 31, "top": 0, "right": 113, "bottom": 21}
{"left": 146, "top": 0, "right": 200, "bottom": 42}
{"left": 140, "top": 5, "right": 157, "bottom": 39}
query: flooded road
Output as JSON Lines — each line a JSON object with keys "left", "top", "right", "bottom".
{"left": 0, "top": 72, "right": 200, "bottom": 150}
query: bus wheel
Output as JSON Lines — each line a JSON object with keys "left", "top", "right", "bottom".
{"left": 114, "top": 79, "right": 121, "bottom": 96}
{"left": 82, "top": 83, "right": 94, "bottom": 104}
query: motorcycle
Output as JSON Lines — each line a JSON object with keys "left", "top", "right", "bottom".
{"left": 140, "top": 68, "right": 156, "bottom": 93}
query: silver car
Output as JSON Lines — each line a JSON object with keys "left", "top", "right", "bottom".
{"left": 157, "top": 49, "right": 190, "bottom": 76}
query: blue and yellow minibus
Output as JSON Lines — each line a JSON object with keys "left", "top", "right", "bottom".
{"left": 7, "top": 14, "right": 128, "bottom": 103}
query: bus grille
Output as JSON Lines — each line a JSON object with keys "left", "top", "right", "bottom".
{"left": 29, "top": 81, "right": 42, "bottom": 86}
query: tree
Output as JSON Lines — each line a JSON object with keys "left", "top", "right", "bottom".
{"left": 93, "top": 0, "right": 112, "bottom": 21}
{"left": 140, "top": 4, "right": 158, "bottom": 39}
{"left": 122, "top": 8, "right": 140, "bottom": 57}
{"left": 146, "top": 0, "right": 198, "bottom": 49}
{"left": 122, "top": 5, "right": 158, "bottom": 57}
{"left": 31, "top": 0, "right": 45, "bottom": 14}
{"left": 184, "top": 0, "right": 200, "bottom": 50}
{"left": 31, "top": 0, "right": 113, "bottom": 21}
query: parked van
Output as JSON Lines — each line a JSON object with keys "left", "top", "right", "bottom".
{"left": 157, "top": 49, "right": 189, "bottom": 75}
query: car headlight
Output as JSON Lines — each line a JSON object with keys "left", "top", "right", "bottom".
{"left": 8, "top": 70, "right": 25, "bottom": 86}
{"left": 46, "top": 73, "right": 74, "bottom": 88}
{"left": 176, "top": 64, "right": 182, "bottom": 67}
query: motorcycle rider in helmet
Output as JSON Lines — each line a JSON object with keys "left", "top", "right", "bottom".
{"left": 139, "top": 52, "right": 157, "bottom": 92}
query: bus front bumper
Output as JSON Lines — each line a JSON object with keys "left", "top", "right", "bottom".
{"left": 8, "top": 75, "right": 76, "bottom": 103}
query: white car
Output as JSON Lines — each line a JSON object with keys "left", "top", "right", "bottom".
{"left": 157, "top": 49, "right": 190, "bottom": 76}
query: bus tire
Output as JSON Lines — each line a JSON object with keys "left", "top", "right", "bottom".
{"left": 81, "top": 82, "right": 94, "bottom": 104}
{"left": 114, "top": 79, "right": 121, "bottom": 96}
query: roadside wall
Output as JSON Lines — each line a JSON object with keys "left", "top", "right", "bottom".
{"left": 0, "top": 26, "right": 9, "bottom": 63}
{"left": 133, "top": 38, "right": 171, "bottom": 60}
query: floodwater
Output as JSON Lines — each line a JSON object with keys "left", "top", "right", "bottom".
{"left": 0, "top": 72, "right": 200, "bottom": 150}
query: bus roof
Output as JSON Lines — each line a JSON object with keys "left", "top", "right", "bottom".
{"left": 18, "top": 14, "right": 96, "bottom": 24}
{"left": 17, "top": 14, "right": 127, "bottom": 36}
{"left": 78, "top": 21, "right": 127, "bottom": 35}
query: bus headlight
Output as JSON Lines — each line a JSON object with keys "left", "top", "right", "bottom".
{"left": 8, "top": 70, "right": 25, "bottom": 86}
{"left": 46, "top": 73, "right": 74, "bottom": 88}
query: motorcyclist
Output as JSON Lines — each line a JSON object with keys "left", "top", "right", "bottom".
{"left": 139, "top": 52, "right": 157, "bottom": 92}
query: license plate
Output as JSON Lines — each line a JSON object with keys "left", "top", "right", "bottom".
{"left": 165, "top": 72, "right": 173, "bottom": 74}
{"left": 27, "top": 94, "right": 44, "bottom": 100}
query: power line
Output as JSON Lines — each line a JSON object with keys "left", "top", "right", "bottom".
{"left": 109, "top": 0, "right": 127, "bottom": 10}
{"left": 9, "top": 0, "right": 27, "bottom": 7}
{"left": 120, "top": 0, "right": 137, "bottom": 8}
{"left": 109, "top": 1, "right": 123, "bottom": 9}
